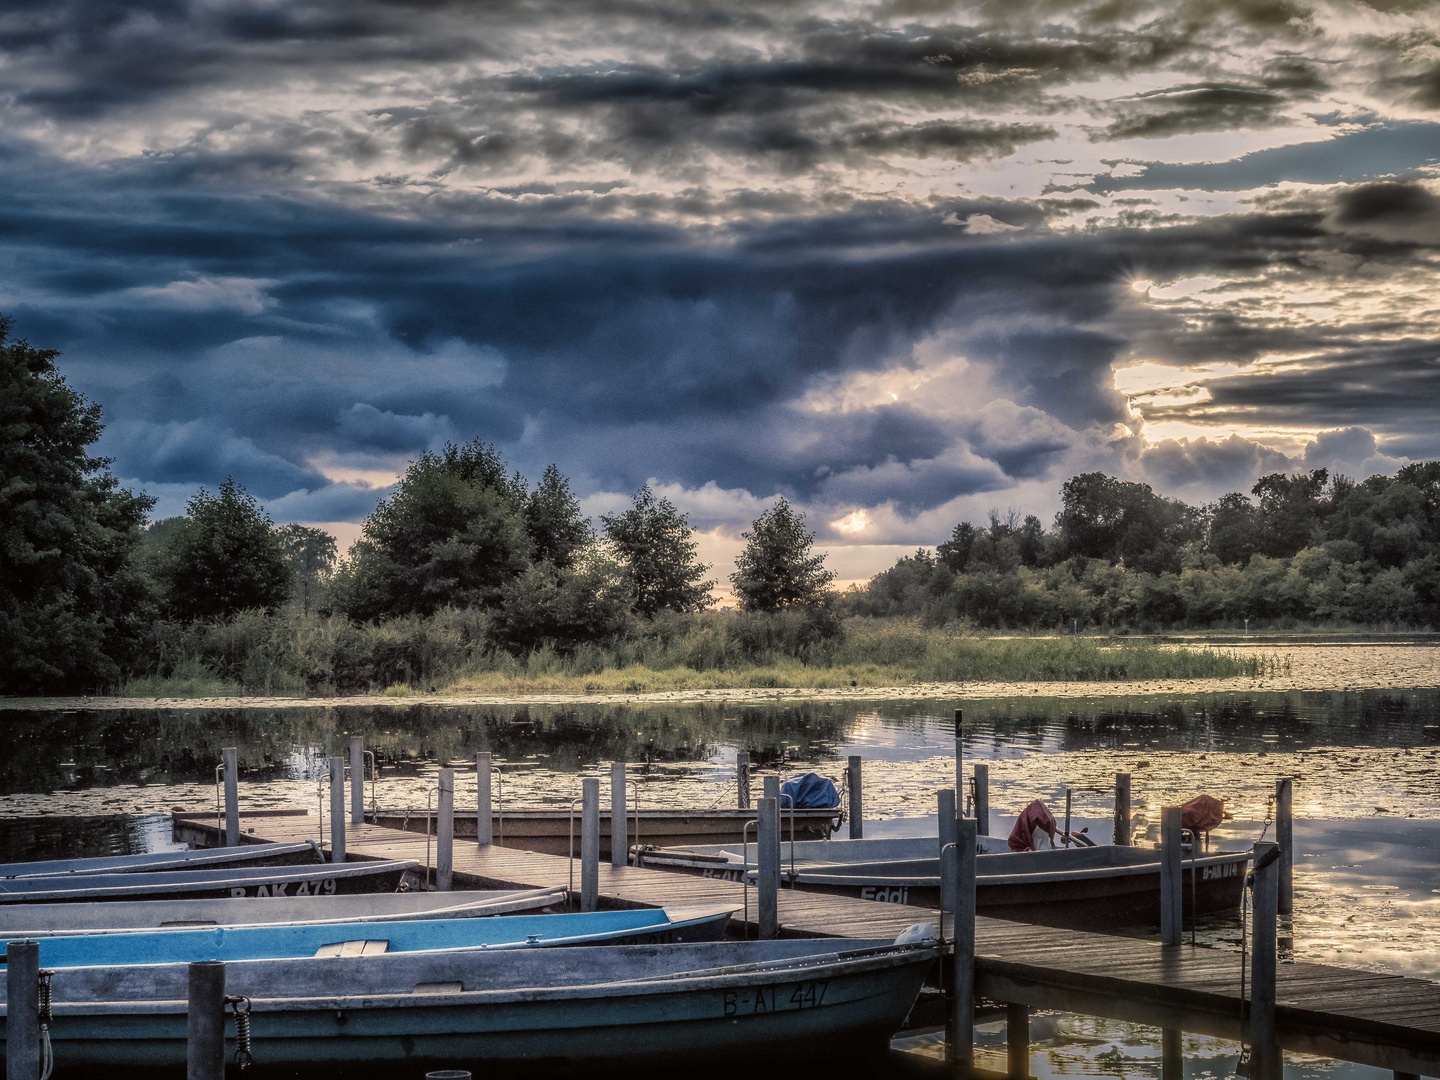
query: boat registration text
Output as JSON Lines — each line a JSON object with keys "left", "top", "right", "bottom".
{"left": 723, "top": 980, "right": 829, "bottom": 1017}
{"left": 229, "top": 879, "right": 339, "bottom": 897}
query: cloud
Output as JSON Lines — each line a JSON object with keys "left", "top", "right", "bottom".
{"left": 1327, "top": 181, "right": 1440, "bottom": 244}
{"left": 1301, "top": 426, "right": 1407, "bottom": 480}
{"left": 125, "top": 277, "right": 277, "bottom": 314}
{"left": 334, "top": 403, "right": 456, "bottom": 453}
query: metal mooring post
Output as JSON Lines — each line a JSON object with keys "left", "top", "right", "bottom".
{"left": 758, "top": 796, "right": 779, "bottom": 939}
{"left": 948, "top": 815, "right": 978, "bottom": 1078}
{"left": 349, "top": 736, "right": 365, "bottom": 826}
{"left": 611, "top": 762, "right": 628, "bottom": 869}
{"left": 736, "top": 751, "right": 751, "bottom": 810}
{"left": 436, "top": 767, "right": 454, "bottom": 891}
{"left": 1250, "top": 841, "right": 1282, "bottom": 1080}
{"left": 938, "top": 788, "right": 958, "bottom": 918}
{"left": 763, "top": 775, "right": 782, "bottom": 886}
{"left": 581, "top": 777, "right": 600, "bottom": 912}
{"left": 476, "top": 752, "right": 493, "bottom": 847}
{"left": 222, "top": 746, "right": 240, "bottom": 847}
{"left": 973, "top": 763, "right": 990, "bottom": 836}
{"left": 7, "top": 939, "right": 40, "bottom": 1080}
{"left": 1275, "top": 778, "right": 1294, "bottom": 915}
{"left": 186, "top": 960, "right": 226, "bottom": 1080}
{"left": 328, "top": 756, "right": 346, "bottom": 863}
{"left": 1160, "top": 805, "right": 1183, "bottom": 946}
{"left": 1114, "top": 772, "right": 1132, "bottom": 846}
{"left": 847, "top": 755, "right": 863, "bottom": 839}
{"left": 953, "top": 710, "right": 964, "bottom": 807}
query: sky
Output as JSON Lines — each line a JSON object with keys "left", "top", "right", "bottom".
{"left": 4, "top": 0, "right": 1440, "bottom": 588}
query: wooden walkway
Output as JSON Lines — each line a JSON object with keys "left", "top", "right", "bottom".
{"left": 175, "top": 811, "right": 1440, "bottom": 1076}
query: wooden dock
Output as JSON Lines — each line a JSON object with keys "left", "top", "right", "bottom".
{"left": 175, "top": 810, "right": 1440, "bottom": 1077}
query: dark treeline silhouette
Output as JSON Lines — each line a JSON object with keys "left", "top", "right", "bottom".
{"left": 847, "top": 467, "right": 1440, "bottom": 629}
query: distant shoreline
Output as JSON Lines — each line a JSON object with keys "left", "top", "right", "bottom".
{"left": 4, "top": 643, "right": 1436, "bottom": 711}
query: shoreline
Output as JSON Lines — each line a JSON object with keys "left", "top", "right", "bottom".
{"left": 4, "top": 644, "right": 1437, "bottom": 711}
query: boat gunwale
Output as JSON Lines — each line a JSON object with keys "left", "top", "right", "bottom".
{"left": 0, "top": 841, "right": 322, "bottom": 879}
{"left": 0, "top": 859, "right": 420, "bottom": 901}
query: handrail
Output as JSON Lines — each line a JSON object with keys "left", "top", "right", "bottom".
{"left": 777, "top": 792, "right": 797, "bottom": 883}
{"left": 740, "top": 817, "right": 759, "bottom": 937}
{"left": 362, "top": 750, "right": 377, "bottom": 816}
{"left": 422, "top": 785, "right": 437, "bottom": 890}
{"left": 938, "top": 841, "right": 957, "bottom": 948}
{"left": 213, "top": 763, "right": 224, "bottom": 842}
{"left": 625, "top": 779, "right": 641, "bottom": 864}
{"left": 566, "top": 797, "right": 583, "bottom": 901}
{"left": 493, "top": 765, "right": 505, "bottom": 846}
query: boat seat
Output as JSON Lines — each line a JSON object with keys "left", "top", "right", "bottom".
{"left": 314, "top": 940, "right": 390, "bottom": 958}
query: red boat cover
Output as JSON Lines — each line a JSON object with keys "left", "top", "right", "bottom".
{"left": 1181, "top": 794, "right": 1225, "bottom": 832}
{"left": 1008, "top": 799, "right": 1058, "bottom": 852}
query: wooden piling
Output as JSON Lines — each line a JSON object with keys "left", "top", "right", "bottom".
{"left": 1006, "top": 1003, "right": 1029, "bottom": 1080}
{"left": 475, "top": 753, "right": 493, "bottom": 847}
{"left": 1251, "top": 841, "right": 1282, "bottom": 1080}
{"left": 938, "top": 788, "right": 958, "bottom": 918}
{"left": 736, "top": 751, "right": 750, "bottom": 810}
{"left": 436, "top": 767, "right": 454, "bottom": 891}
{"left": 222, "top": 746, "right": 239, "bottom": 848}
{"left": 186, "top": 960, "right": 226, "bottom": 1080}
{"left": 847, "top": 755, "right": 863, "bottom": 839}
{"left": 973, "top": 763, "right": 989, "bottom": 836}
{"left": 1160, "top": 805, "right": 1182, "bottom": 946}
{"left": 1162, "top": 1028, "right": 1182, "bottom": 1080}
{"left": 949, "top": 815, "right": 978, "bottom": 1077}
{"left": 1114, "top": 772, "right": 1131, "bottom": 846}
{"left": 758, "top": 796, "right": 779, "bottom": 939}
{"left": 581, "top": 777, "right": 599, "bottom": 912}
{"left": 328, "top": 756, "right": 345, "bottom": 864}
{"left": 6, "top": 939, "right": 40, "bottom": 1080}
{"left": 1275, "top": 778, "right": 1294, "bottom": 916}
{"left": 611, "top": 762, "right": 628, "bottom": 869}
{"left": 349, "top": 736, "right": 365, "bottom": 826}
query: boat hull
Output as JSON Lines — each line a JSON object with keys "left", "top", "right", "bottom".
{"left": 0, "top": 841, "right": 324, "bottom": 879}
{"left": 0, "top": 860, "right": 420, "bottom": 904}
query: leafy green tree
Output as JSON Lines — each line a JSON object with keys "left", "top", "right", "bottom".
{"left": 1206, "top": 492, "right": 1259, "bottom": 566}
{"left": 276, "top": 523, "right": 338, "bottom": 615}
{"left": 1055, "top": 472, "right": 1199, "bottom": 574}
{"left": 1252, "top": 469, "right": 1329, "bottom": 558}
{"left": 601, "top": 486, "right": 715, "bottom": 616}
{"left": 488, "top": 552, "right": 634, "bottom": 653}
{"left": 730, "top": 498, "right": 836, "bottom": 611}
{"left": 335, "top": 440, "right": 532, "bottom": 621}
{"left": 0, "top": 317, "right": 158, "bottom": 692}
{"left": 525, "top": 464, "right": 592, "bottom": 569}
{"left": 162, "top": 478, "right": 293, "bottom": 621}
{"left": 937, "top": 521, "right": 979, "bottom": 572}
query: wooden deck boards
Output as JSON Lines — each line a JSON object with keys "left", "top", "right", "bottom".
{"left": 175, "top": 811, "right": 1440, "bottom": 1076}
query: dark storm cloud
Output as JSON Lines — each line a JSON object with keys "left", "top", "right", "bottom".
{"left": 1102, "top": 83, "right": 1290, "bottom": 139}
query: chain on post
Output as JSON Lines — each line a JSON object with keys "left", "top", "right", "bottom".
{"left": 38, "top": 968, "right": 55, "bottom": 1080}
{"left": 225, "top": 995, "right": 254, "bottom": 1069}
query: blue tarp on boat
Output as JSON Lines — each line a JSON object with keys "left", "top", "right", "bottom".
{"left": 780, "top": 773, "right": 839, "bottom": 809}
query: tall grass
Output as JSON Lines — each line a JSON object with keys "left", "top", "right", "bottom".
{"left": 117, "top": 611, "right": 1279, "bottom": 697}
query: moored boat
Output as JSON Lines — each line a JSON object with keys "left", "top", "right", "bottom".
{"left": 1, "top": 906, "right": 736, "bottom": 968}
{"left": 0, "top": 841, "right": 323, "bottom": 879}
{"left": 0, "top": 859, "right": 421, "bottom": 904}
{"left": 0, "top": 887, "right": 566, "bottom": 937}
{"left": 0, "top": 930, "right": 941, "bottom": 1069}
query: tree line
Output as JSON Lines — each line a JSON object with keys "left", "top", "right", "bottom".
{"left": 1, "top": 319, "right": 837, "bottom": 693}
{"left": 848, "top": 466, "right": 1440, "bottom": 629}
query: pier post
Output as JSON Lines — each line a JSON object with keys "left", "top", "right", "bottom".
{"left": 186, "top": 960, "right": 227, "bottom": 1080}
{"left": 6, "top": 939, "right": 40, "bottom": 1080}
{"left": 1162, "top": 1028, "right": 1182, "bottom": 1080}
{"left": 1063, "top": 788, "right": 1072, "bottom": 838}
{"left": 938, "top": 788, "right": 958, "bottom": 918}
{"left": 222, "top": 746, "right": 239, "bottom": 847}
{"left": 1006, "top": 1003, "right": 1029, "bottom": 1080}
{"left": 476, "top": 753, "right": 493, "bottom": 846}
{"left": 847, "top": 755, "right": 863, "bottom": 839}
{"left": 349, "top": 736, "right": 365, "bottom": 825}
{"left": 758, "top": 795, "right": 779, "bottom": 939}
{"left": 328, "top": 755, "right": 345, "bottom": 864}
{"left": 1160, "top": 805, "right": 1182, "bottom": 946}
{"left": 763, "top": 775, "right": 782, "bottom": 890}
{"left": 611, "top": 762, "right": 628, "bottom": 868}
{"left": 436, "top": 767, "right": 454, "bottom": 891}
{"left": 1250, "top": 841, "right": 1282, "bottom": 1080}
{"left": 1114, "top": 772, "right": 1131, "bottom": 846}
{"left": 953, "top": 710, "right": 963, "bottom": 810}
{"left": 973, "top": 763, "right": 989, "bottom": 836}
{"left": 1275, "top": 778, "right": 1293, "bottom": 916}
{"left": 736, "top": 751, "right": 750, "bottom": 809}
{"left": 948, "top": 815, "right": 978, "bottom": 1077}
{"left": 581, "top": 776, "right": 600, "bottom": 912}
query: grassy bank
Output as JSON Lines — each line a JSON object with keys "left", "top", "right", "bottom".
{"left": 118, "top": 611, "right": 1283, "bottom": 697}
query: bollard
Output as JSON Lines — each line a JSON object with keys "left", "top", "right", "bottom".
{"left": 329, "top": 756, "right": 346, "bottom": 864}
{"left": 1275, "top": 778, "right": 1293, "bottom": 916}
{"left": 1006, "top": 1003, "right": 1029, "bottom": 1080}
{"left": 611, "top": 762, "right": 628, "bottom": 868}
{"left": 349, "top": 736, "right": 365, "bottom": 826}
{"left": 1250, "top": 841, "right": 1282, "bottom": 1080}
{"left": 1114, "top": 772, "right": 1132, "bottom": 846}
{"left": 581, "top": 777, "right": 599, "bottom": 912}
{"left": 476, "top": 753, "right": 493, "bottom": 847}
{"left": 953, "top": 709, "right": 964, "bottom": 808}
{"left": 1162, "top": 1028, "right": 1182, "bottom": 1080}
{"left": 7, "top": 939, "right": 40, "bottom": 1080}
{"left": 948, "top": 815, "right": 978, "bottom": 1075}
{"left": 425, "top": 1072, "right": 473, "bottom": 1080}
{"left": 186, "top": 960, "right": 227, "bottom": 1080}
{"left": 222, "top": 746, "right": 239, "bottom": 847}
{"left": 758, "top": 796, "right": 779, "bottom": 939}
{"left": 736, "top": 752, "right": 751, "bottom": 810}
{"left": 436, "top": 768, "right": 454, "bottom": 891}
{"left": 1160, "top": 805, "right": 1182, "bottom": 945}
{"left": 847, "top": 755, "right": 863, "bottom": 839}
{"left": 973, "top": 763, "right": 989, "bottom": 836}
{"left": 938, "top": 788, "right": 958, "bottom": 918}
{"left": 763, "top": 775, "right": 782, "bottom": 892}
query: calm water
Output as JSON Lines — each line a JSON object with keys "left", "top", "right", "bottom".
{"left": 1, "top": 689, "right": 1436, "bottom": 1079}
